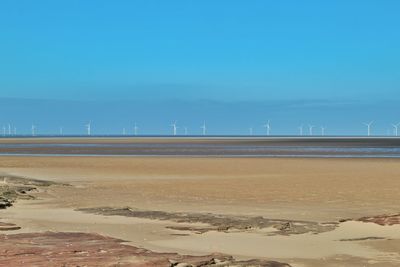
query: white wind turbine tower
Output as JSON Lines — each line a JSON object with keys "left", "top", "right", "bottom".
{"left": 249, "top": 127, "right": 253, "bottom": 136}
{"left": 263, "top": 121, "right": 271, "bottom": 136}
{"left": 392, "top": 123, "right": 400, "bottom": 136}
{"left": 184, "top": 127, "right": 188, "bottom": 135}
{"left": 133, "top": 123, "right": 139, "bottom": 136}
{"left": 298, "top": 125, "right": 303, "bottom": 136}
{"left": 308, "top": 125, "right": 315, "bottom": 136}
{"left": 122, "top": 128, "right": 126, "bottom": 135}
{"left": 31, "top": 124, "right": 36, "bottom": 136}
{"left": 8, "top": 124, "right": 11, "bottom": 135}
{"left": 170, "top": 121, "right": 178, "bottom": 136}
{"left": 363, "top": 121, "right": 373, "bottom": 136}
{"left": 85, "top": 122, "right": 91, "bottom": 136}
{"left": 200, "top": 121, "right": 206, "bottom": 136}
{"left": 14, "top": 127, "right": 17, "bottom": 136}
{"left": 321, "top": 126, "right": 326, "bottom": 136}
{"left": 2, "top": 126, "right": 5, "bottom": 137}
{"left": 59, "top": 127, "right": 63, "bottom": 136}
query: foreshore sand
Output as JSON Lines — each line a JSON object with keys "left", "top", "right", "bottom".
{"left": 1, "top": 155, "right": 400, "bottom": 266}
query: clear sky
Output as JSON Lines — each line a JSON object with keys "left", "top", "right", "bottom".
{"left": 0, "top": 1, "right": 399, "bottom": 135}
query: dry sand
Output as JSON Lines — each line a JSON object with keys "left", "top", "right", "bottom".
{"left": 1, "top": 156, "right": 400, "bottom": 266}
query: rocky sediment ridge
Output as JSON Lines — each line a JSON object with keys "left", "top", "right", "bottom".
{"left": 78, "top": 207, "right": 400, "bottom": 237}
{"left": 78, "top": 207, "right": 338, "bottom": 235}
{"left": 0, "top": 174, "right": 63, "bottom": 231}
{"left": 357, "top": 213, "right": 400, "bottom": 226}
{"left": 0, "top": 174, "right": 60, "bottom": 210}
{"left": 0, "top": 232, "right": 291, "bottom": 267}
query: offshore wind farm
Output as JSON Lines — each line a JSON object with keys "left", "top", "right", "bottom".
{"left": 1, "top": 113, "right": 400, "bottom": 137}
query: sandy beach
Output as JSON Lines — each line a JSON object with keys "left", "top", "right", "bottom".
{"left": 1, "top": 150, "right": 400, "bottom": 266}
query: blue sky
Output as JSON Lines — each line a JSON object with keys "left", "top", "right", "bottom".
{"left": 0, "top": 1, "right": 399, "bottom": 135}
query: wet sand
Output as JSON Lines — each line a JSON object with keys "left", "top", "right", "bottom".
{"left": 0, "top": 137, "right": 400, "bottom": 157}
{"left": 1, "top": 154, "right": 400, "bottom": 266}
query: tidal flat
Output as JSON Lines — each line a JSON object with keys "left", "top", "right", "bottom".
{"left": 0, "top": 138, "right": 400, "bottom": 266}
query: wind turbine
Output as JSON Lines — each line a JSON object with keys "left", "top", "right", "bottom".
{"left": 392, "top": 123, "right": 400, "bottom": 136}
{"left": 298, "top": 125, "right": 303, "bottom": 136}
{"left": 363, "top": 121, "right": 373, "bottom": 136}
{"left": 184, "top": 127, "right": 188, "bottom": 135}
{"left": 263, "top": 121, "right": 271, "bottom": 136}
{"left": 85, "top": 122, "right": 91, "bottom": 136}
{"left": 308, "top": 125, "right": 315, "bottom": 136}
{"left": 133, "top": 123, "right": 139, "bottom": 136}
{"left": 200, "top": 121, "right": 206, "bottom": 136}
{"left": 122, "top": 128, "right": 126, "bottom": 136}
{"left": 170, "top": 121, "right": 178, "bottom": 136}
{"left": 8, "top": 124, "right": 11, "bottom": 135}
{"left": 2, "top": 126, "right": 5, "bottom": 137}
{"left": 13, "top": 127, "right": 17, "bottom": 136}
{"left": 31, "top": 124, "right": 36, "bottom": 136}
{"left": 321, "top": 126, "right": 326, "bottom": 136}
{"left": 249, "top": 127, "right": 253, "bottom": 136}
{"left": 59, "top": 127, "right": 63, "bottom": 136}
